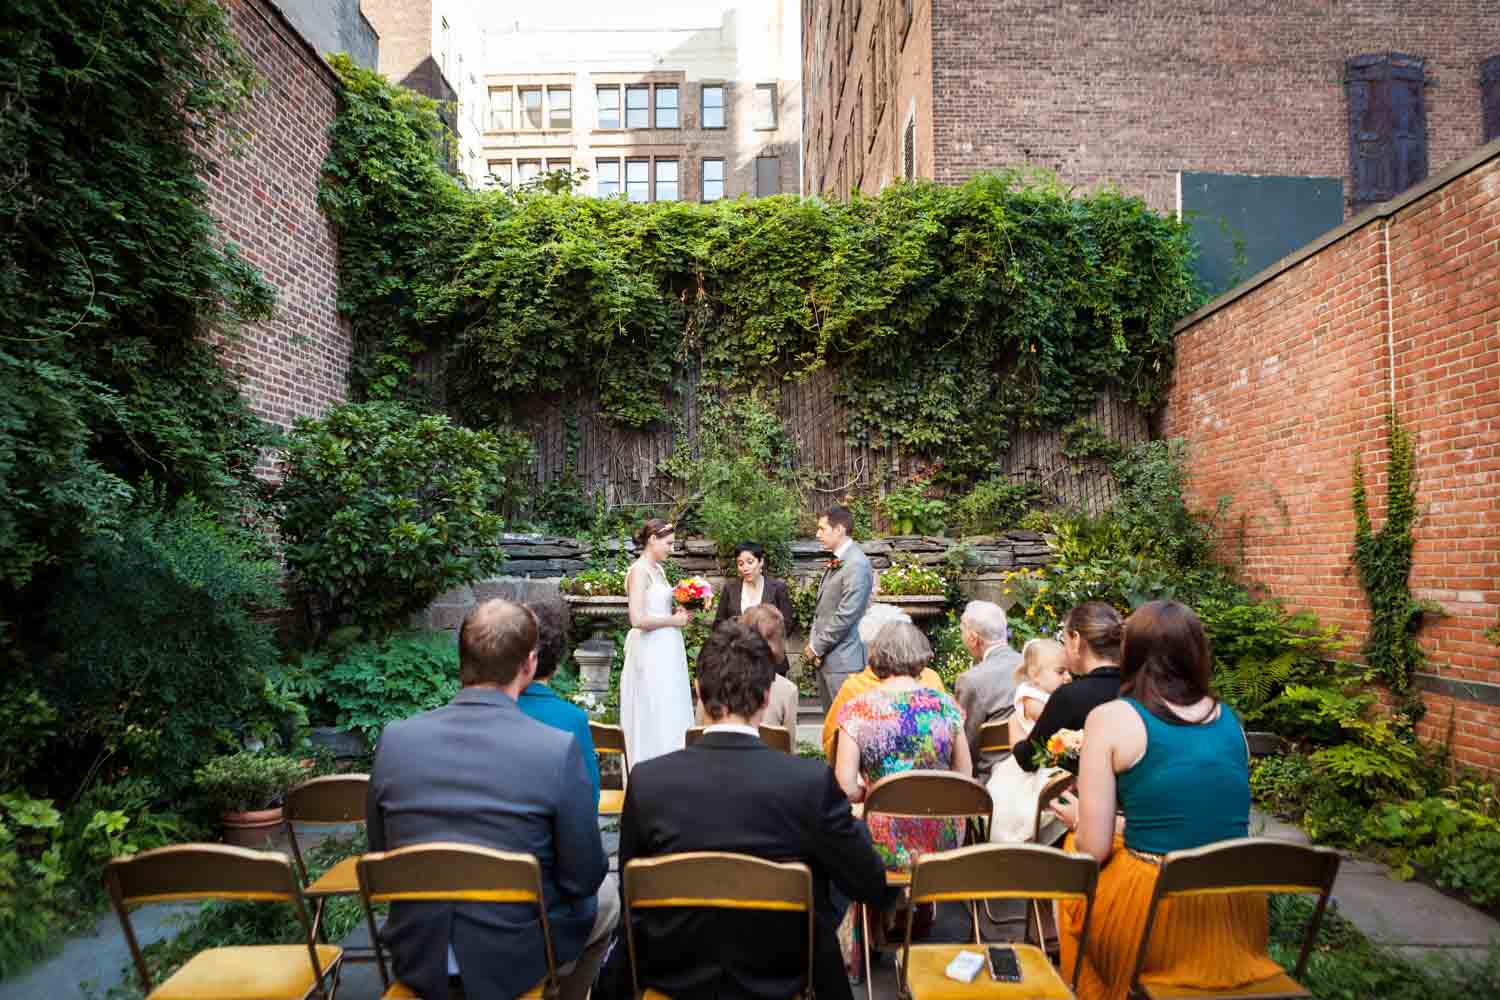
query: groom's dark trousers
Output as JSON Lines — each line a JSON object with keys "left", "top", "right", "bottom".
{"left": 602, "top": 731, "right": 893, "bottom": 1000}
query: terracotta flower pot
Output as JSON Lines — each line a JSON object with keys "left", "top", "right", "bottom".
{"left": 222, "top": 807, "right": 284, "bottom": 849}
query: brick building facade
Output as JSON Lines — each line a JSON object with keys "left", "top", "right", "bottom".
{"left": 803, "top": 0, "right": 1500, "bottom": 218}
{"left": 207, "top": 0, "right": 353, "bottom": 442}
{"left": 1163, "top": 140, "right": 1500, "bottom": 773}
{"left": 480, "top": 2, "right": 802, "bottom": 203}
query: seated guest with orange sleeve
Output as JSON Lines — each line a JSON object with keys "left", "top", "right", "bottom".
{"left": 605, "top": 621, "right": 894, "bottom": 1000}
{"left": 1048, "top": 601, "right": 1283, "bottom": 1000}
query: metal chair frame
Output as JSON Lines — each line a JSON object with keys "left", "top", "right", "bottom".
{"left": 356, "top": 842, "right": 560, "bottom": 1000}
{"left": 1127, "top": 837, "right": 1341, "bottom": 1000}
{"left": 283, "top": 774, "right": 372, "bottom": 957}
{"left": 104, "top": 843, "right": 341, "bottom": 1000}
{"left": 859, "top": 770, "right": 994, "bottom": 1000}
{"left": 897, "top": 842, "right": 1099, "bottom": 1000}
{"left": 623, "top": 851, "right": 815, "bottom": 999}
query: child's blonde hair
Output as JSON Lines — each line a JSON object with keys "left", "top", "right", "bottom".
{"left": 1015, "top": 637, "right": 1066, "bottom": 684}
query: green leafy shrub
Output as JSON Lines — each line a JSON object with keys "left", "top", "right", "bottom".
{"left": 1432, "top": 831, "right": 1500, "bottom": 908}
{"left": 877, "top": 475, "right": 949, "bottom": 536}
{"left": 559, "top": 565, "right": 628, "bottom": 597}
{"left": 951, "top": 478, "right": 1047, "bottom": 536}
{"left": 279, "top": 402, "right": 530, "bottom": 636}
{"left": 193, "top": 753, "right": 308, "bottom": 814}
{"left": 1207, "top": 599, "right": 1342, "bottom": 724}
{"left": 1108, "top": 439, "right": 1219, "bottom": 570}
{"left": 1363, "top": 797, "right": 1499, "bottom": 879}
{"left": 41, "top": 500, "right": 282, "bottom": 798}
{"left": 305, "top": 632, "right": 462, "bottom": 744}
{"left": 931, "top": 612, "right": 971, "bottom": 690}
{"left": 1249, "top": 753, "right": 1319, "bottom": 817}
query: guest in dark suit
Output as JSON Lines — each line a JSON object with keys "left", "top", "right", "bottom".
{"left": 714, "top": 542, "right": 796, "bottom": 666}
{"left": 1014, "top": 601, "right": 1124, "bottom": 773}
{"left": 608, "top": 621, "right": 894, "bottom": 1000}
{"left": 367, "top": 599, "right": 616, "bottom": 1000}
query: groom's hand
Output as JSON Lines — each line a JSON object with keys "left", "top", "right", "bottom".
{"left": 802, "top": 643, "right": 818, "bottom": 664}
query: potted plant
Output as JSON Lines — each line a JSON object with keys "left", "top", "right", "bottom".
{"left": 875, "top": 555, "right": 950, "bottom": 620}
{"left": 195, "top": 751, "right": 309, "bottom": 849}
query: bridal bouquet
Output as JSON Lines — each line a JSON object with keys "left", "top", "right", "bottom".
{"left": 1034, "top": 728, "right": 1083, "bottom": 770}
{"left": 673, "top": 576, "right": 714, "bottom": 611}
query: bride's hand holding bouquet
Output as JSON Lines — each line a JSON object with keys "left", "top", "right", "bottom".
{"left": 672, "top": 577, "right": 714, "bottom": 616}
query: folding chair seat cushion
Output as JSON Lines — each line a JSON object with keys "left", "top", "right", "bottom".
{"left": 599, "top": 788, "right": 626, "bottom": 815}
{"left": 900, "top": 943, "right": 1071, "bottom": 1000}
{"left": 303, "top": 856, "right": 359, "bottom": 898}
{"left": 149, "top": 944, "right": 342, "bottom": 1000}
{"left": 1139, "top": 973, "right": 1311, "bottom": 1000}
{"left": 382, "top": 978, "right": 547, "bottom": 999}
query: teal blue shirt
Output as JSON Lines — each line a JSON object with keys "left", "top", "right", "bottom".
{"left": 518, "top": 681, "right": 600, "bottom": 810}
{"left": 1116, "top": 697, "right": 1250, "bottom": 855}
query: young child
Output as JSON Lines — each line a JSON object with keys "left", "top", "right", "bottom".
{"left": 1007, "top": 638, "right": 1071, "bottom": 747}
{"left": 988, "top": 638, "right": 1073, "bottom": 844}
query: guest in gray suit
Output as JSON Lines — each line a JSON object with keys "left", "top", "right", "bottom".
{"left": 366, "top": 599, "right": 617, "bottom": 1000}
{"left": 803, "top": 506, "right": 875, "bottom": 712}
{"left": 953, "top": 600, "right": 1024, "bottom": 783}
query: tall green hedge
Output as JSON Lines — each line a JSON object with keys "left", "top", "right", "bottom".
{"left": 321, "top": 58, "right": 1206, "bottom": 484}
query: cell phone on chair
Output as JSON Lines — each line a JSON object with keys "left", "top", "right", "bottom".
{"left": 987, "top": 945, "right": 1023, "bottom": 983}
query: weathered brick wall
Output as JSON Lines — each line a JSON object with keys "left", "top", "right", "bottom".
{"left": 910, "top": 0, "right": 1494, "bottom": 216}
{"left": 1164, "top": 142, "right": 1500, "bottom": 772}
{"left": 206, "top": 0, "right": 352, "bottom": 443}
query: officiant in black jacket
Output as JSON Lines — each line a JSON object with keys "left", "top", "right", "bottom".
{"left": 713, "top": 542, "right": 796, "bottom": 671}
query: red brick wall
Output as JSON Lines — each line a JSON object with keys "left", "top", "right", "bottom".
{"left": 206, "top": 0, "right": 352, "bottom": 441}
{"left": 918, "top": 0, "right": 1497, "bottom": 217}
{"left": 1164, "top": 144, "right": 1500, "bottom": 772}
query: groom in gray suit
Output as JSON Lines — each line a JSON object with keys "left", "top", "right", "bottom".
{"left": 803, "top": 506, "right": 876, "bottom": 712}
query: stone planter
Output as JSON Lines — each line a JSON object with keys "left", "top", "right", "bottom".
{"left": 872, "top": 594, "right": 949, "bottom": 621}
{"left": 222, "top": 807, "right": 283, "bottom": 849}
{"left": 574, "top": 638, "right": 616, "bottom": 693}
{"left": 563, "top": 595, "right": 631, "bottom": 642}
{"left": 307, "top": 726, "right": 366, "bottom": 761}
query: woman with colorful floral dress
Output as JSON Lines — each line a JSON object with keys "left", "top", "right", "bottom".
{"left": 833, "top": 620, "right": 972, "bottom": 979}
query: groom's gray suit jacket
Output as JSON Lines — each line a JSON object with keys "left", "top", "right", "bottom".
{"left": 809, "top": 542, "right": 875, "bottom": 677}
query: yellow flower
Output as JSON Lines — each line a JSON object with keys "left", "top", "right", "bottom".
{"left": 1046, "top": 734, "right": 1066, "bottom": 755}
{"left": 1044, "top": 604, "right": 1054, "bottom": 615}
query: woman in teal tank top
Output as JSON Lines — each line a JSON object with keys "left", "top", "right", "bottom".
{"left": 1052, "top": 601, "right": 1282, "bottom": 1000}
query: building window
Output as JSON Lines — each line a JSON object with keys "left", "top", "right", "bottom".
{"left": 597, "top": 159, "right": 621, "bottom": 197}
{"left": 902, "top": 115, "right": 915, "bottom": 180}
{"left": 597, "top": 85, "right": 621, "bottom": 129}
{"left": 547, "top": 158, "right": 571, "bottom": 173}
{"left": 655, "top": 85, "right": 680, "bottom": 128}
{"left": 626, "top": 158, "right": 650, "bottom": 201}
{"left": 655, "top": 158, "right": 679, "bottom": 201}
{"left": 489, "top": 161, "right": 513, "bottom": 187}
{"left": 1345, "top": 52, "right": 1427, "bottom": 213}
{"left": 517, "top": 160, "right": 542, "bottom": 183}
{"left": 548, "top": 88, "right": 572, "bottom": 129}
{"left": 626, "top": 86, "right": 650, "bottom": 128}
{"left": 490, "top": 89, "right": 513, "bottom": 130}
{"left": 1483, "top": 55, "right": 1500, "bottom": 143}
{"left": 702, "top": 85, "right": 725, "bottom": 128}
{"left": 440, "top": 17, "right": 450, "bottom": 76}
{"left": 754, "top": 83, "right": 778, "bottom": 129}
{"left": 756, "top": 156, "right": 781, "bottom": 197}
{"left": 520, "top": 88, "right": 543, "bottom": 129}
{"left": 702, "top": 158, "right": 725, "bottom": 201}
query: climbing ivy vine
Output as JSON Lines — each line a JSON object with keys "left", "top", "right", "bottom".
{"left": 1352, "top": 411, "right": 1428, "bottom": 711}
{"left": 321, "top": 59, "right": 1205, "bottom": 484}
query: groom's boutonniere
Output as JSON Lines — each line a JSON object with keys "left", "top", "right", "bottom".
{"left": 827, "top": 557, "right": 843, "bottom": 572}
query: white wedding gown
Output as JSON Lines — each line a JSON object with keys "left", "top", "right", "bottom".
{"left": 620, "top": 573, "right": 694, "bottom": 767}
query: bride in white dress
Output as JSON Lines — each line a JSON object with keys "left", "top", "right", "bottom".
{"left": 620, "top": 518, "right": 695, "bottom": 766}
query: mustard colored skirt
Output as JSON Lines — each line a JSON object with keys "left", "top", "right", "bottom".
{"left": 1058, "top": 835, "right": 1285, "bottom": 1000}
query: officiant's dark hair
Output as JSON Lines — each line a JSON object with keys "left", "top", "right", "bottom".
{"left": 823, "top": 506, "right": 854, "bottom": 535}
{"left": 634, "top": 518, "right": 674, "bottom": 549}
{"left": 733, "top": 541, "right": 765, "bottom": 562}
{"left": 698, "top": 621, "right": 776, "bottom": 722}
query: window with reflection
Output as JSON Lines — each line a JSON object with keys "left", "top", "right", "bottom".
{"left": 625, "top": 159, "right": 650, "bottom": 201}
{"left": 655, "top": 159, "right": 679, "bottom": 201}
{"left": 625, "top": 86, "right": 650, "bottom": 128}
{"left": 701, "top": 85, "right": 725, "bottom": 128}
{"left": 702, "top": 158, "right": 725, "bottom": 201}
{"left": 655, "top": 85, "right": 679, "bottom": 128}
{"left": 597, "top": 159, "right": 621, "bottom": 197}
{"left": 597, "top": 86, "right": 621, "bottom": 128}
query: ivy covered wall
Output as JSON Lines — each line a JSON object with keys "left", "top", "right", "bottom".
{"left": 319, "top": 59, "right": 1205, "bottom": 501}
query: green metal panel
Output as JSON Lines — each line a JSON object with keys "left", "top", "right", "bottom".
{"left": 1181, "top": 172, "right": 1344, "bottom": 298}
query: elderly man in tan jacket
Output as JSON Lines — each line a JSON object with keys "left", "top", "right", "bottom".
{"left": 953, "top": 601, "right": 1023, "bottom": 783}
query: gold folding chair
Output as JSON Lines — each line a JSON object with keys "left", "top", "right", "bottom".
{"left": 284, "top": 775, "right": 371, "bottom": 955}
{"left": 105, "top": 844, "right": 342, "bottom": 1000}
{"left": 356, "top": 842, "right": 559, "bottom": 1000}
{"left": 977, "top": 721, "right": 1012, "bottom": 758}
{"left": 592, "top": 721, "right": 629, "bottom": 818}
{"left": 861, "top": 771, "right": 994, "bottom": 1000}
{"left": 1127, "top": 838, "right": 1341, "bottom": 1000}
{"left": 683, "top": 724, "right": 794, "bottom": 753}
{"left": 1033, "top": 772, "right": 1076, "bottom": 846}
{"left": 897, "top": 843, "right": 1099, "bottom": 1000}
{"left": 623, "top": 851, "right": 814, "bottom": 1000}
